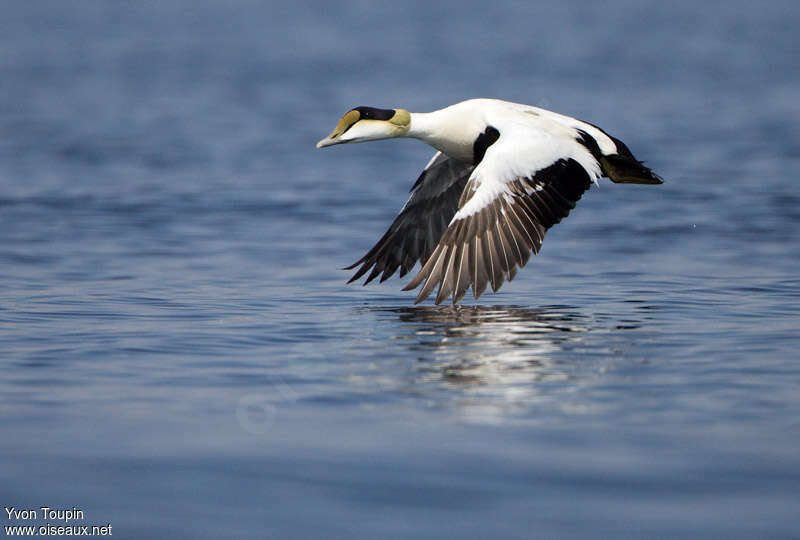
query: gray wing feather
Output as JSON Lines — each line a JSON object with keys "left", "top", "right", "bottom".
{"left": 346, "top": 152, "right": 474, "bottom": 284}
{"left": 404, "top": 158, "right": 592, "bottom": 304}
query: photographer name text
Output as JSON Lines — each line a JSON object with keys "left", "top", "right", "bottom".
{"left": 4, "top": 506, "right": 112, "bottom": 536}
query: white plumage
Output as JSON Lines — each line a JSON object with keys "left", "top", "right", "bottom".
{"left": 317, "top": 98, "right": 662, "bottom": 305}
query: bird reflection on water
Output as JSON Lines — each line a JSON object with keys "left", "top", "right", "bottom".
{"left": 386, "top": 305, "right": 592, "bottom": 381}
{"left": 357, "top": 304, "right": 644, "bottom": 422}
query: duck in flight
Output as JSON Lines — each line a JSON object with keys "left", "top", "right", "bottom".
{"left": 317, "top": 98, "right": 662, "bottom": 305}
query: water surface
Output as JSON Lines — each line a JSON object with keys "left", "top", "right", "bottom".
{"left": 2, "top": 1, "right": 800, "bottom": 538}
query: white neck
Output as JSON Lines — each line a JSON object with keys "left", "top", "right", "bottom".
{"left": 406, "top": 111, "right": 441, "bottom": 141}
{"left": 405, "top": 107, "right": 480, "bottom": 162}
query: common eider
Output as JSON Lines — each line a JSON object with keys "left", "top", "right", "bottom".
{"left": 317, "top": 98, "right": 662, "bottom": 305}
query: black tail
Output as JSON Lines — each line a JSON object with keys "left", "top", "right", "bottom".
{"left": 602, "top": 136, "right": 663, "bottom": 185}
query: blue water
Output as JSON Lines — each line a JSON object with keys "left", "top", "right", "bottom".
{"left": 2, "top": 1, "right": 800, "bottom": 538}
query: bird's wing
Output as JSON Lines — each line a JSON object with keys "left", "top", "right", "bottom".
{"left": 346, "top": 151, "right": 475, "bottom": 284}
{"left": 403, "top": 119, "right": 601, "bottom": 304}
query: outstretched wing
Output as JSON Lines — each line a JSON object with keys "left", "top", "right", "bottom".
{"left": 403, "top": 124, "right": 600, "bottom": 305}
{"left": 346, "top": 152, "right": 475, "bottom": 284}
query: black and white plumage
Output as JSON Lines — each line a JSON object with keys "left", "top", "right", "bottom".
{"left": 317, "top": 99, "right": 662, "bottom": 305}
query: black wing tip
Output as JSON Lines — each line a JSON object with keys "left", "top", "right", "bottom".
{"left": 343, "top": 253, "right": 370, "bottom": 273}
{"left": 345, "top": 263, "right": 396, "bottom": 285}
{"left": 344, "top": 262, "right": 368, "bottom": 284}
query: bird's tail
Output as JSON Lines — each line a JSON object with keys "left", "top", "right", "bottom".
{"left": 601, "top": 136, "right": 662, "bottom": 184}
{"left": 601, "top": 154, "right": 662, "bottom": 184}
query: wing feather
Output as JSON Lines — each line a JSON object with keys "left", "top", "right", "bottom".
{"left": 472, "top": 235, "right": 489, "bottom": 299}
{"left": 405, "top": 154, "right": 594, "bottom": 304}
{"left": 452, "top": 239, "right": 471, "bottom": 304}
{"left": 347, "top": 152, "right": 474, "bottom": 284}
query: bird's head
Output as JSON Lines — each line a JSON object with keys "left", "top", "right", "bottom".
{"left": 316, "top": 106, "right": 411, "bottom": 148}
